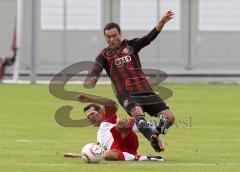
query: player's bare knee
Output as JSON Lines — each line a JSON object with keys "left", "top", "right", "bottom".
{"left": 171, "top": 114, "right": 176, "bottom": 123}
{"left": 167, "top": 112, "right": 175, "bottom": 123}
{"left": 158, "top": 110, "right": 175, "bottom": 123}
{"left": 103, "top": 150, "right": 119, "bottom": 161}
{"left": 103, "top": 151, "right": 114, "bottom": 160}
{"left": 130, "top": 106, "right": 144, "bottom": 117}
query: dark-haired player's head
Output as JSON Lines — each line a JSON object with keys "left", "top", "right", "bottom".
{"left": 103, "top": 22, "right": 122, "bottom": 49}
{"left": 84, "top": 104, "right": 102, "bottom": 126}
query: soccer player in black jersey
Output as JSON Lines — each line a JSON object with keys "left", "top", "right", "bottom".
{"left": 0, "top": 54, "right": 16, "bottom": 81}
{"left": 87, "top": 10, "right": 176, "bottom": 152}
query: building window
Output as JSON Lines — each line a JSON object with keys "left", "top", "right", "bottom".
{"left": 41, "top": 0, "right": 101, "bottom": 30}
{"left": 120, "top": 0, "right": 180, "bottom": 31}
{"left": 199, "top": 0, "right": 240, "bottom": 31}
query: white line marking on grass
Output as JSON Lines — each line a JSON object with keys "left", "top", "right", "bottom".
{"left": 128, "top": 163, "right": 215, "bottom": 166}
{"left": 128, "top": 163, "right": 239, "bottom": 166}
{"left": 193, "top": 126, "right": 233, "bottom": 128}
{"left": 16, "top": 163, "right": 75, "bottom": 166}
{"left": 14, "top": 139, "right": 93, "bottom": 143}
{"left": 16, "top": 139, "right": 31, "bottom": 143}
{"left": 15, "top": 163, "right": 239, "bottom": 166}
{"left": 170, "top": 138, "right": 240, "bottom": 142}
{"left": 0, "top": 139, "right": 96, "bottom": 143}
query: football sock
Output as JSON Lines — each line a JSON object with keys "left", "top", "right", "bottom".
{"left": 135, "top": 115, "right": 153, "bottom": 141}
{"left": 158, "top": 114, "right": 174, "bottom": 133}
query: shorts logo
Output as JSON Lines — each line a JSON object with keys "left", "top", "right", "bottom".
{"left": 115, "top": 55, "right": 131, "bottom": 66}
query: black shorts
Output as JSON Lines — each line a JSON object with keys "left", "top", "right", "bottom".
{"left": 117, "top": 92, "right": 169, "bottom": 117}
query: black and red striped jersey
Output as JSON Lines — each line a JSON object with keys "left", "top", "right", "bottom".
{"left": 91, "top": 27, "right": 160, "bottom": 97}
{"left": 0, "top": 56, "right": 15, "bottom": 80}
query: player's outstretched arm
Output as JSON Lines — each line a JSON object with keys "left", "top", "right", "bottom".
{"left": 156, "top": 10, "right": 174, "bottom": 32}
{"left": 130, "top": 10, "right": 174, "bottom": 52}
{"left": 84, "top": 63, "right": 103, "bottom": 88}
{"left": 76, "top": 94, "right": 118, "bottom": 109}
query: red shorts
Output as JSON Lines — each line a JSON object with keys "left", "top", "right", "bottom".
{"left": 110, "top": 126, "right": 139, "bottom": 155}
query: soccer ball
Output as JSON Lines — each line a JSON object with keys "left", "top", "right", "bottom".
{"left": 81, "top": 143, "right": 103, "bottom": 163}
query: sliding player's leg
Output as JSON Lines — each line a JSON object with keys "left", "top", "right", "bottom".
{"left": 103, "top": 150, "right": 164, "bottom": 161}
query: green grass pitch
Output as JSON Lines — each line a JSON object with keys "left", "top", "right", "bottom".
{"left": 0, "top": 84, "right": 239, "bottom": 172}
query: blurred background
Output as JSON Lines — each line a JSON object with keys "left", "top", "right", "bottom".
{"left": 1, "top": 0, "right": 240, "bottom": 84}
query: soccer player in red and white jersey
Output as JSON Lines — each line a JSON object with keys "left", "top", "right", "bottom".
{"left": 64, "top": 94, "right": 164, "bottom": 161}
{"left": 86, "top": 10, "right": 176, "bottom": 152}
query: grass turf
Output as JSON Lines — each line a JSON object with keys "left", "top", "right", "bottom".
{"left": 0, "top": 84, "right": 239, "bottom": 172}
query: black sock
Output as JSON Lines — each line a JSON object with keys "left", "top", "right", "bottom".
{"left": 160, "top": 114, "right": 173, "bottom": 129}
{"left": 156, "top": 114, "right": 174, "bottom": 134}
{"left": 135, "top": 115, "right": 153, "bottom": 141}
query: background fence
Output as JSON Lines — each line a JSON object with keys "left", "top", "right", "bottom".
{"left": 1, "top": 0, "right": 240, "bottom": 83}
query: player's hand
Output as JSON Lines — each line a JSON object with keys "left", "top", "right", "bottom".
{"left": 89, "top": 76, "right": 97, "bottom": 86}
{"left": 160, "top": 10, "right": 174, "bottom": 23}
{"left": 76, "top": 94, "right": 90, "bottom": 103}
{"left": 116, "top": 119, "right": 130, "bottom": 138}
{"left": 84, "top": 76, "right": 97, "bottom": 88}
{"left": 116, "top": 119, "right": 129, "bottom": 129}
{"left": 64, "top": 153, "right": 81, "bottom": 158}
{"left": 64, "top": 153, "right": 74, "bottom": 158}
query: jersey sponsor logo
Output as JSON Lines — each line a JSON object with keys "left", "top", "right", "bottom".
{"left": 121, "top": 46, "right": 133, "bottom": 55}
{"left": 115, "top": 55, "right": 131, "bottom": 66}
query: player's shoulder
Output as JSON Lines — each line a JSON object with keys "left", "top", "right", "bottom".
{"left": 99, "top": 121, "right": 115, "bottom": 129}
{"left": 102, "top": 113, "right": 117, "bottom": 124}
{"left": 97, "top": 47, "right": 110, "bottom": 57}
{"left": 122, "top": 39, "right": 131, "bottom": 44}
{"left": 123, "top": 38, "right": 138, "bottom": 47}
{"left": 99, "top": 116, "right": 116, "bottom": 131}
